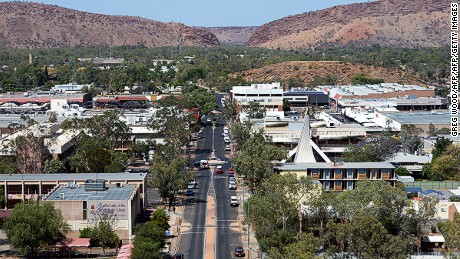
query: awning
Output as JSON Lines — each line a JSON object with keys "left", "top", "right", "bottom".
{"left": 422, "top": 190, "right": 444, "bottom": 196}
{"left": 56, "top": 238, "right": 91, "bottom": 247}
{"left": 405, "top": 187, "right": 422, "bottom": 193}
{"left": 423, "top": 235, "right": 445, "bottom": 243}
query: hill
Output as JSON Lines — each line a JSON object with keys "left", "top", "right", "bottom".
{"left": 230, "top": 61, "right": 422, "bottom": 87}
{"left": 247, "top": 0, "right": 449, "bottom": 49}
{"left": 205, "top": 26, "right": 258, "bottom": 45}
{"left": 0, "top": 2, "right": 219, "bottom": 48}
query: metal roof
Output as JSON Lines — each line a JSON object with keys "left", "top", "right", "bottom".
{"left": 405, "top": 187, "right": 422, "bottom": 193}
{"left": 384, "top": 112, "right": 451, "bottom": 125}
{"left": 0, "top": 173, "right": 147, "bottom": 182}
{"left": 45, "top": 185, "right": 136, "bottom": 201}
{"left": 280, "top": 162, "right": 395, "bottom": 170}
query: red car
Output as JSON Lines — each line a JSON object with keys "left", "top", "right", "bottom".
{"left": 234, "top": 246, "right": 245, "bottom": 257}
{"left": 216, "top": 165, "right": 223, "bottom": 174}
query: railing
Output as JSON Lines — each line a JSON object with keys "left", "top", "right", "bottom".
{"left": 405, "top": 181, "right": 460, "bottom": 190}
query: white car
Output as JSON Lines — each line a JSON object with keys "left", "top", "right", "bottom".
{"left": 187, "top": 183, "right": 196, "bottom": 189}
{"left": 224, "top": 136, "right": 231, "bottom": 143}
{"left": 206, "top": 118, "right": 212, "bottom": 123}
{"left": 229, "top": 182, "right": 237, "bottom": 190}
{"left": 189, "top": 180, "right": 198, "bottom": 187}
{"left": 223, "top": 128, "right": 229, "bottom": 134}
{"left": 230, "top": 196, "right": 239, "bottom": 206}
{"left": 225, "top": 145, "right": 231, "bottom": 151}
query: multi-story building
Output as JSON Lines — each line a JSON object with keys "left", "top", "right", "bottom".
{"left": 231, "top": 83, "right": 284, "bottom": 111}
{"left": 275, "top": 162, "right": 396, "bottom": 191}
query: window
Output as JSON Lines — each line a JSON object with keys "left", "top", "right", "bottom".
{"left": 347, "top": 181, "right": 353, "bottom": 190}
{"left": 324, "top": 181, "right": 330, "bottom": 191}
{"left": 323, "top": 170, "right": 330, "bottom": 179}
{"left": 83, "top": 201, "right": 87, "bottom": 220}
{"left": 347, "top": 170, "right": 354, "bottom": 179}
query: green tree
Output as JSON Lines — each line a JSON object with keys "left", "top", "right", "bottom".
{"left": 43, "top": 158, "right": 65, "bottom": 173}
{"left": 244, "top": 101, "right": 266, "bottom": 119}
{"left": 342, "top": 134, "right": 400, "bottom": 162}
{"left": 441, "top": 212, "right": 460, "bottom": 257}
{"left": 89, "top": 208, "right": 120, "bottom": 255}
{"left": 432, "top": 136, "right": 453, "bottom": 160}
{"left": 151, "top": 209, "right": 170, "bottom": 231}
{"left": 183, "top": 87, "right": 216, "bottom": 114}
{"left": 233, "top": 131, "right": 285, "bottom": 188}
{"left": 400, "top": 125, "right": 424, "bottom": 154}
{"left": 4, "top": 202, "right": 70, "bottom": 257}
{"left": 431, "top": 144, "right": 460, "bottom": 180}
{"left": 131, "top": 221, "right": 166, "bottom": 259}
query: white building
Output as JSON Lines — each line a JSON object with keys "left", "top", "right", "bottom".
{"left": 231, "top": 82, "right": 284, "bottom": 112}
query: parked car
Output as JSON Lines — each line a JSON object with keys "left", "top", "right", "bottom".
{"left": 228, "top": 176, "right": 236, "bottom": 182}
{"left": 189, "top": 180, "right": 198, "bottom": 187}
{"left": 173, "top": 253, "right": 185, "bottom": 259}
{"left": 206, "top": 117, "right": 212, "bottom": 123}
{"left": 216, "top": 165, "right": 223, "bottom": 174}
{"left": 187, "top": 183, "right": 196, "bottom": 189}
{"left": 225, "top": 144, "right": 231, "bottom": 151}
{"left": 234, "top": 246, "right": 245, "bottom": 257}
{"left": 229, "top": 182, "right": 237, "bottom": 190}
{"left": 186, "top": 189, "right": 194, "bottom": 196}
{"left": 224, "top": 128, "right": 229, "bottom": 134}
{"left": 230, "top": 196, "right": 240, "bottom": 206}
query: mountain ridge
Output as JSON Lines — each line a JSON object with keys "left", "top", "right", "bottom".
{"left": 247, "top": 0, "right": 449, "bottom": 49}
{"left": 0, "top": 2, "right": 220, "bottom": 48}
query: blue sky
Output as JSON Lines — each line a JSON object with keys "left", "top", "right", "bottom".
{"left": 7, "top": 0, "right": 371, "bottom": 27}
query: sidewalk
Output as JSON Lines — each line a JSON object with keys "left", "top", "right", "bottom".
{"left": 236, "top": 181, "right": 260, "bottom": 259}
{"left": 162, "top": 202, "right": 184, "bottom": 255}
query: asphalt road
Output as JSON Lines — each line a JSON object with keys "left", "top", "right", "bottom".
{"left": 178, "top": 93, "right": 242, "bottom": 259}
{"left": 214, "top": 94, "right": 242, "bottom": 259}
{"left": 177, "top": 121, "right": 213, "bottom": 259}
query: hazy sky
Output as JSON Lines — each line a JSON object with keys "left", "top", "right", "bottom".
{"left": 7, "top": 0, "right": 371, "bottom": 27}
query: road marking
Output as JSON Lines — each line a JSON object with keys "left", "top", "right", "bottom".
{"left": 180, "top": 232, "right": 205, "bottom": 234}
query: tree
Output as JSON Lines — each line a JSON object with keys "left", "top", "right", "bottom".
{"left": 428, "top": 123, "right": 437, "bottom": 136}
{"left": 432, "top": 136, "right": 453, "bottom": 160}
{"left": 151, "top": 209, "right": 170, "bottom": 231}
{"left": 221, "top": 96, "right": 239, "bottom": 125}
{"left": 88, "top": 205, "right": 120, "bottom": 255}
{"left": 183, "top": 87, "right": 216, "bottom": 114}
{"left": 400, "top": 125, "right": 424, "bottom": 154}
{"left": 131, "top": 221, "right": 166, "bottom": 259}
{"left": 342, "top": 134, "right": 400, "bottom": 162}
{"left": 233, "top": 131, "right": 285, "bottom": 188}
{"left": 431, "top": 144, "right": 460, "bottom": 180}
{"left": 244, "top": 101, "right": 266, "bottom": 119}
{"left": 441, "top": 212, "right": 460, "bottom": 257}
{"left": 43, "top": 158, "right": 65, "bottom": 173}
{"left": 4, "top": 202, "right": 70, "bottom": 257}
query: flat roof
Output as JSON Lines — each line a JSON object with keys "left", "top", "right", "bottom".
{"left": 0, "top": 173, "right": 147, "bottom": 182}
{"left": 384, "top": 112, "right": 451, "bottom": 125}
{"left": 45, "top": 185, "right": 136, "bottom": 201}
{"left": 279, "top": 162, "right": 395, "bottom": 170}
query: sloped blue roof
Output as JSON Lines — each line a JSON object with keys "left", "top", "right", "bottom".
{"left": 406, "top": 187, "right": 422, "bottom": 193}
{"left": 422, "top": 189, "right": 444, "bottom": 196}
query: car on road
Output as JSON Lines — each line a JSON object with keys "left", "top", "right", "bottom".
{"left": 230, "top": 196, "right": 239, "bottom": 206}
{"left": 172, "top": 253, "right": 185, "bottom": 259}
{"left": 206, "top": 117, "right": 212, "bottom": 123}
{"left": 216, "top": 165, "right": 223, "bottom": 174}
{"left": 189, "top": 180, "right": 198, "bottom": 187}
{"left": 228, "top": 176, "right": 236, "bottom": 182}
{"left": 224, "top": 128, "right": 229, "bottom": 134}
{"left": 225, "top": 144, "right": 231, "bottom": 151}
{"left": 234, "top": 246, "right": 245, "bottom": 257}
{"left": 187, "top": 183, "right": 196, "bottom": 189}
{"left": 185, "top": 189, "right": 194, "bottom": 196}
{"left": 224, "top": 136, "right": 231, "bottom": 143}
{"left": 229, "top": 182, "right": 237, "bottom": 190}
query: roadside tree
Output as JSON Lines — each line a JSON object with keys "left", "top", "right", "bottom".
{"left": 3, "top": 202, "right": 70, "bottom": 257}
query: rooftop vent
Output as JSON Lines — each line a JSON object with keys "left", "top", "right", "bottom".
{"left": 84, "top": 179, "right": 106, "bottom": 191}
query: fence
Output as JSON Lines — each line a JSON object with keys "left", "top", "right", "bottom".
{"left": 404, "top": 181, "right": 460, "bottom": 190}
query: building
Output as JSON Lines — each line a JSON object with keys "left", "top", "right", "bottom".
{"left": 283, "top": 89, "right": 329, "bottom": 109}
{"left": 52, "top": 84, "right": 91, "bottom": 94}
{"left": 375, "top": 112, "right": 451, "bottom": 134}
{"left": 338, "top": 97, "right": 448, "bottom": 111}
{"left": 0, "top": 173, "right": 148, "bottom": 211}
{"left": 77, "top": 58, "right": 125, "bottom": 69}
{"left": 388, "top": 152, "right": 432, "bottom": 175}
{"left": 44, "top": 180, "right": 142, "bottom": 242}
{"left": 276, "top": 162, "right": 396, "bottom": 191}
{"left": 231, "top": 83, "right": 284, "bottom": 112}
{"left": 320, "top": 83, "right": 434, "bottom": 100}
